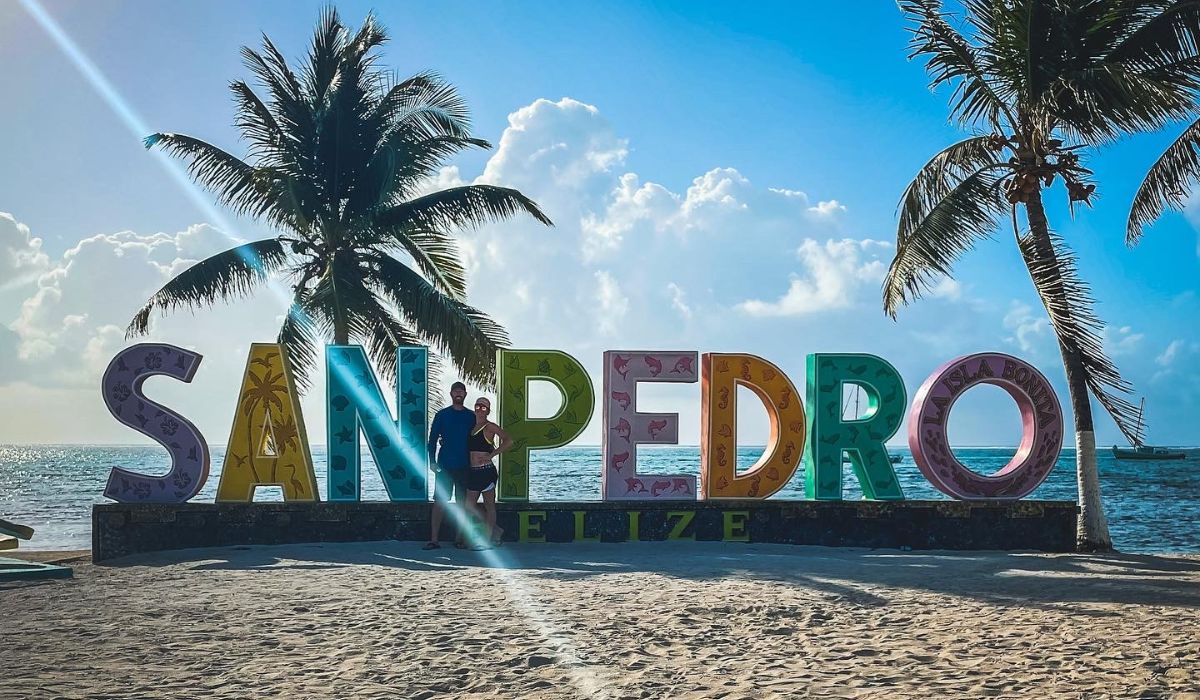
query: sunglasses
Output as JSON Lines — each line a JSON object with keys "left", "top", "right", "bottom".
{"left": 474, "top": 404, "right": 490, "bottom": 411}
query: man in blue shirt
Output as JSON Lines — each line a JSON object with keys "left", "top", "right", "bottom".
{"left": 424, "top": 381, "right": 476, "bottom": 549}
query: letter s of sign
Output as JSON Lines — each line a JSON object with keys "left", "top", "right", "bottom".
{"left": 101, "top": 343, "right": 210, "bottom": 503}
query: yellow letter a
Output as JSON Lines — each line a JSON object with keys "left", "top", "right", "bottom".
{"left": 216, "top": 343, "right": 319, "bottom": 502}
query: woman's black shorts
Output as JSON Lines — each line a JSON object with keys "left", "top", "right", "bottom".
{"left": 465, "top": 464, "right": 498, "bottom": 492}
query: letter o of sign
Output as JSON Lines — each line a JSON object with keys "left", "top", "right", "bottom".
{"left": 908, "top": 352, "right": 1063, "bottom": 500}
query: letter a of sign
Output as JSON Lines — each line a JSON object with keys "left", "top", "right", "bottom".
{"left": 804, "top": 353, "right": 906, "bottom": 500}
{"left": 215, "top": 343, "right": 318, "bottom": 502}
{"left": 326, "top": 345, "right": 428, "bottom": 502}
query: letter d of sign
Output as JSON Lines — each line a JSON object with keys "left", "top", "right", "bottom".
{"left": 101, "top": 343, "right": 209, "bottom": 503}
{"left": 700, "top": 353, "right": 805, "bottom": 500}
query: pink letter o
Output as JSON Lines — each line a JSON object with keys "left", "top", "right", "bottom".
{"left": 908, "top": 352, "right": 1062, "bottom": 500}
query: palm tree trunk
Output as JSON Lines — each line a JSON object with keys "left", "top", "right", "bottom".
{"left": 1022, "top": 190, "right": 1113, "bottom": 552}
{"left": 324, "top": 258, "right": 350, "bottom": 346}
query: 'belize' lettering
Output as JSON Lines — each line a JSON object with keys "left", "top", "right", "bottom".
{"left": 96, "top": 344, "right": 1064, "bottom": 504}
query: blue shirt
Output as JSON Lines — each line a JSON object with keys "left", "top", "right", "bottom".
{"left": 427, "top": 406, "right": 475, "bottom": 471}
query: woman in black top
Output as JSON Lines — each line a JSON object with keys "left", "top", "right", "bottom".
{"left": 466, "top": 397, "right": 513, "bottom": 549}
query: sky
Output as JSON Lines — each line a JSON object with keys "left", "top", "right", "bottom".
{"left": 0, "top": 0, "right": 1198, "bottom": 448}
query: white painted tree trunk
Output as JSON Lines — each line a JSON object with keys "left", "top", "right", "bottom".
{"left": 1075, "top": 430, "right": 1112, "bottom": 551}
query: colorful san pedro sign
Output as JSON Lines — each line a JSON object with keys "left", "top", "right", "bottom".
{"left": 98, "top": 342, "right": 1064, "bottom": 505}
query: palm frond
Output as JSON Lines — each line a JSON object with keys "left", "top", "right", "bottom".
{"left": 1128, "top": 114, "right": 1200, "bottom": 244}
{"left": 362, "top": 301, "right": 418, "bottom": 386}
{"left": 241, "top": 38, "right": 312, "bottom": 149}
{"left": 378, "top": 185, "right": 553, "bottom": 233}
{"left": 1017, "top": 229, "right": 1143, "bottom": 444}
{"left": 144, "top": 133, "right": 308, "bottom": 230}
{"left": 144, "top": 133, "right": 258, "bottom": 206}
{"left": 363, "top": 251, "right": 509, "bottom": 387}
{"left": 365, "top": 226, "right": 469, "bottom": 300}
{"left": 898, "top": 135, "right": 1002, "bottom": 237}
{"left": 304, "top": 6, "right": 348, "bottom": 104}
{"left": 901, "top": 0, "right": 1014, "bottom": 129}
{"left": 373, "top": 71, "right": 475, "bottom": 140}
{"left": 343, "top": 133, "right": 488, "bottom": 218}
{"left": 1045, "top": 64, "right": 1197, "bottom": 143}
{"left": 358, "top": 300, "right": 446, "bottom": 410}
{"left": 127, "top": 238, "right": 288, "bottom": 336}
{"left": 230, "top": 80, "right": 284, "bottom": 161}
{"left": 885, "top": 164, "right": 1010, "bottom": 316}
{"left": 276, "top": 287, "right": 321, "bottom": 391}
{"left": 367, "top": 134, "right": 490, "bottom": 206}
{"left": 1108, "top": 1, "right": 1200, "bottom": 73}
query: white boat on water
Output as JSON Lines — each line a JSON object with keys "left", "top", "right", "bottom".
{"left": 1111, "top": 398, "right": 1188, "bottom": 461}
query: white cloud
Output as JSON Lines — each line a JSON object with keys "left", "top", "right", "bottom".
{"left": 9, "top": 224, "right": 236, "bottom": 377}
{"left": 679, "top": 167, "right": 751, "bottom": 219}
{"left": 1157, "top": 339, "right": 1184, "bottom": 367}
{"left": 412, "top": 165, "right": 467, "bottom": 198}
{"left": 1151, "top": 339, "right": 1200, "bottom": 386}
{"left": 929, "top": 277, "right": 962, "bottom": 300}
{"left": 0, "top": 214, "right": 305, "bottom": 443}
{"left": 594, "top": 270, "right": 628, "bottom": 335}
{"left": 738, "top": 238, "right": 891, "bottom": 317}
{"left": 1104, "top": 325, "right": 1144, "bottom": 357}
{"left": 1003, "top": 301, "right": 1051, "bottom": 353}
{"left": 807, "top": 199, "right": 847, "bottom": 220}
{"left": 666, "top": 282, "right": 691, "bottom": 319}
{"left": 478, "top": 97, "right": 628, "bottom": 197}
{"left": 0, "top": 212, "right": 50, "bottom": 295}
{"left": 580, "top": 173, "right": 678, "bottom": 258}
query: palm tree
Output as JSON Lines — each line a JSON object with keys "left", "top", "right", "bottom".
{"left": 127, "top": 8, "right": 551, "bottom": 389}
{"left": 885, "top": 0, "right": 1200, "bottom": 551}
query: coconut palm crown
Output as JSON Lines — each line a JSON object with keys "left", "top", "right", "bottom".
{"left": 886, "top": 0, "right": 1200, "bottom": 550}
{"left": 127, "top": 9, "right": 551, "bottom": 389}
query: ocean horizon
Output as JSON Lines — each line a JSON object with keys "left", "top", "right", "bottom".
{"left": 3, "top": 443, "right": 1197, "bottom": 553}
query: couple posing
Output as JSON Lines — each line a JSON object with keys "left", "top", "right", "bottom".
{"left": 424, "top": 381, "right": 513, "bottom": 550}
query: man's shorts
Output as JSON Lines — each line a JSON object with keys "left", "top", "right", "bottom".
{"left": 433, "top": 468, "right": 466, "bottom": 503}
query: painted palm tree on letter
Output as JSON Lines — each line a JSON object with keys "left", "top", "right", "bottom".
{"left": 885, "top": 1, "right": 1200, "bottom": 550}
{"left": 126, "top": 8, "right": 551, "bottom": 390}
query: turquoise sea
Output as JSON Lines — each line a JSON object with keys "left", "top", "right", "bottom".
{"left": 1, "top": 444, "right": 1197, "bottom": 552}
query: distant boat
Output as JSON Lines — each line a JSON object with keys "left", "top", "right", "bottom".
{"left": 1111, "top": 445, "right": 1186, "bottom": 461}
{"left": 1112, "top": 398, "right": 1187, "bottom": 461}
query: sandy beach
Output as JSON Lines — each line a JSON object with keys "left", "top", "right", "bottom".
{"left": 3, "top": 542, "right": 1200, "bottom": 699}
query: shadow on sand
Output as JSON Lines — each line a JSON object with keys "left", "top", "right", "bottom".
{"left": 100, "top": 540, "right": 1200, "bottom": 611}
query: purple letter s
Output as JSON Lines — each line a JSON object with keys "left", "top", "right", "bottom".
{"left": 102, "top": 343, "right": 210, "bottom": 502}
